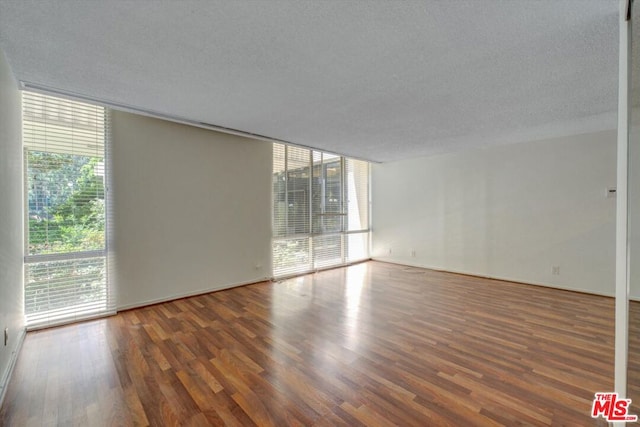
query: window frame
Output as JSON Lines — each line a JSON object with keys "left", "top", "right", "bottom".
{"left": 272, "top": 143, "right": 371, "bottom": 278}
{"left": 22, "top": 91, "right": 114, "bottom": 329}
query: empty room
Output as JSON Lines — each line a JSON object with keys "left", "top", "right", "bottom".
{"left": 0, "top": 0, "right": 639, "bottom": 426}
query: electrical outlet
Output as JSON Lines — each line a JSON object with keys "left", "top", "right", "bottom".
{"left": 4, "top": 328, "right": 7, "bottom": 346}
{"left": 552, "top": 266, "right": 560, "bottom": 275}
{"left": 606, "top": 187, "right": 617, "bottom": 198}
{"left": 411, "top": 249, "right": 416, "bottom": 258}
{"left": 388, "top": 248, "right": 392, "bottom": 255}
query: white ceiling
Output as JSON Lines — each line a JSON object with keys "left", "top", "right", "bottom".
{"left": 0, "top": 0, "right": 625, "bottom": 162}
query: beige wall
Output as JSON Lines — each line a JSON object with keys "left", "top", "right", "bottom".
{"left": 0, "top": 49, "right": 25, "bottom": 401}
{"left": 372, "top": 130, "right": 616, "bottom": 296}
{"left": 111, "top": 111, "right": 272, "bottom": 309}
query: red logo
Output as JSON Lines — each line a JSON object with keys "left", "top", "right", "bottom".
{"left": 591, "top": 392, "right": 638, "bottom": 422}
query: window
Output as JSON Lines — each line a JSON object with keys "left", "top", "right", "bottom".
{"left": 272, "top": 143, "right": 370, "bottom": 277}
{"left": 23, "top": 91, "right": 113, "bottom": 328}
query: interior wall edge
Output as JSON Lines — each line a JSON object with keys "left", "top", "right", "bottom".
{"left": 0, "top": 327, "right": 26, "bottom": 409}
{"left": 0, "top": 46, "right": 25, "bottom": 413}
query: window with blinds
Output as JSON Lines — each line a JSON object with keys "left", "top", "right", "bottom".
{"left": 23, "top": 91, "right": 113, "bottom": 328}
{"left": 272, "top": 143, "right": 370, "bottom": 277}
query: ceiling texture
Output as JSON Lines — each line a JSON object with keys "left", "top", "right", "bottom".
{"left": 0, "top": 0, "right": 626, "bottom": 162}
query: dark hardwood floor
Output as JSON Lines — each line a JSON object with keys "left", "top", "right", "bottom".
{"left": 0, "top": 261, "right": 614, "bottom": 426}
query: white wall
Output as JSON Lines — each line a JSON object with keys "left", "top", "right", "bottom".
{"left": 372, "top": 130, "right": 616, "bottom": 296}
{"left": 0, "top": 49, "right": 25, "bottom": 401}
{"left": 111, "top": 111, "right": 272, "bottom": 309}
{"left": 629, "top": 107, "right": 640, "bottom": 300}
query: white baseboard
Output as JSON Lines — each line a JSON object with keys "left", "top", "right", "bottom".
{"left": 117, "top": 276, "right": 271, "bottom": 311}
{"left": 371, "top": 257, "right": 615, "bottom": 298}
{"left": 0, "top": 326, "right": 26, "bottom": 409}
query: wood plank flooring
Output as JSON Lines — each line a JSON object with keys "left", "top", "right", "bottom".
{"left": 626, "top": 300, "right": 640, "bottom": 416}
{"left": 0, "top": 261, "right": 614, "bottom": 426}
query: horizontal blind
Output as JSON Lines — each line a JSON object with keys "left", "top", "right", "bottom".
{"left": 287, "top": 146, "right": 311, "bottom": 235}
{"left": 344, "top": 158, "right": 370, "bottom": 263}
{"left": 23, "top": 92, "right": 105, "bottom": 157}
{"left": 273, "top": 143, "right": 287, "bottom": 238}
{"left": 312, "top": 152, "right": 343, "bottom": 268}
{"left": 25, "top": 256, "right": 107, "bottom": 326}
{"left": 345, "top": 158, "right": 369, "bottom": 232}
{"left": 23, "top": 91, "right": 112, "bottom": 328}
{"left": 272, "top": 144, "right": 371, "bottom": 278}
{"left": 313, "top": 234, "right": 344, "bottom": 269}
{"left": 311, "top": 151, "right": 323, "bottom": 235}
{"left": 273, "top": 237, "right": 312, "bottom": 277}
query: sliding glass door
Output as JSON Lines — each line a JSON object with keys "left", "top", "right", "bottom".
{"left": 272, "top": 144, "right": 370, "bottom": 278}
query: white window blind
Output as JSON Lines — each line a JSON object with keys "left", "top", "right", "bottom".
{"left": 273, "top": 144, "right": 312, "bottom": 276}
{"left": 272, "top": 143, "right": 370, "bottom": 278}
{"left": 345, "top": 158, "right": 370, "bottom": 263}
{"left": 23, "top": 91, "right": 113, "bottom": 329}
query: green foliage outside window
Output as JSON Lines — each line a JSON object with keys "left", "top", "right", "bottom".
{"left": 27, "top": 151, "right": 105, "bottom": 255}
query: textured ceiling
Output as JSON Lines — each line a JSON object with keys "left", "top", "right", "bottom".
{"left": 0, "top": 0, "right": 623, "bottom": 162}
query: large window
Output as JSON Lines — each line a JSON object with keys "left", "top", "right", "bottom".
{"left": 273, "top": 144, "right": 370, "bottom": 277}
{"left": 23, "top": 91, "right": 113, "bottom": 328}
